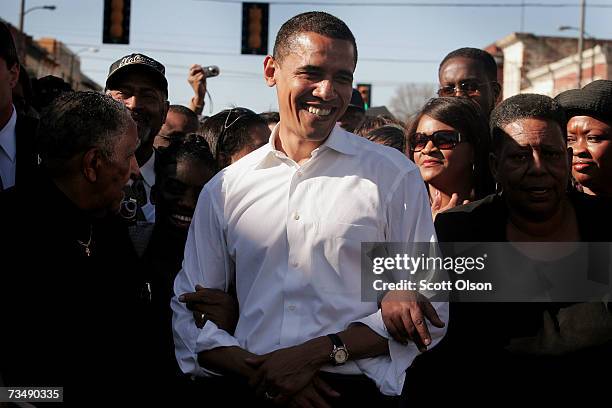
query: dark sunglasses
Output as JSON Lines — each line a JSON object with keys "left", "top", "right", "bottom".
{"left": 410, "top": 130, "right": 463, "bottom": 152}
{"left": 437, "top": 80, "right": 492, "bottom": 97}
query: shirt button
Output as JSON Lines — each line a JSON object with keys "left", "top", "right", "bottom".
{"left": 293, "top": 212, "right": 300, "bottom": 221}
{"left": 291, "top": 261, "right": 298, "bottom": 268}
{"left": 297, "top": 171, "right": 303, "bottom": 177}
{"left": 288, "top": 305, "right": 296, "bottom": 311}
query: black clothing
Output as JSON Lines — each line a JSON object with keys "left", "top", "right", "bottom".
{"left": 193, "top": 372, "right": 400, "bottom": 408}
{"left": 402, "top": 193, "right": 612, "bottom": 405}
{"left": 140, "top": 225, "right": 188, "bottom": 385}
{"left": 434, "top": 192, "right": 611, "bottom": 242}
{"left": 0, "top": 174, "right": 154, "bottom": 405}
{"left": 15, "top": 112, "right": 39, "bottom": 187}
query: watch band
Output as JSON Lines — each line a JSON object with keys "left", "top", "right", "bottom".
{"left": 327, "top": 333, "right": 344, "bottom": 348}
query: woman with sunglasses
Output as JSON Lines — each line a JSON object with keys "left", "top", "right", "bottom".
{"left": 407, "top": 97, "right": 494, "bottom": 218}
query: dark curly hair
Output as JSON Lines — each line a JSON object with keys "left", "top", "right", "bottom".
{"left": 38, "top": 91, "right": 132, "bottom": 176}
{"left": 490, "top": 93, "right": 567, "bottom": 153}
{"left": 155, "top": 133, "right": 217, "bottom": 179}
{"left": 199, "top": 107, "right": 268, "bottom": 160}
{"left": 439, "top": 47, "right": 498, "bottom": 82}
{"left": 273, "top": 11, "right": 357, "bottom": 66}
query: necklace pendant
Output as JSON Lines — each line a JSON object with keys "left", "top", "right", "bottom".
{"left": 85, "top": 247, "right": 91, "bottom": 257}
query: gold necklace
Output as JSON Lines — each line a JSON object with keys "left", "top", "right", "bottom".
{"left": 76, "top": 225, "right": 93, "bottom": 257}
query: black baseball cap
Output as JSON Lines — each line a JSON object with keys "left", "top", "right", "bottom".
{"left": 106, "top": 53, "right": 168, "bottom": 96}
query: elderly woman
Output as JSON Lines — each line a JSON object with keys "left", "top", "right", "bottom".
{"left": 406, "top": 97, "right": 494, "bottom": 218}
{"left": 402, "top": 94, "right": 612, "bottom": 405}
{"left": 555, "top": 80, "right": 612, "bottom": 199}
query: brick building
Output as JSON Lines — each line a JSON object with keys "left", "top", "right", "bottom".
{"left": 3, "top": 18, "right": 101, "bottom": 91}
{"left": 485, "top": 33, "right": 612, "bottom": 99}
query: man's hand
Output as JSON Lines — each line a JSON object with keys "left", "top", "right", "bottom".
{"left": 187, "top": 64, "right": 207, "bottom": 114}
{"left": 178, "top": 285, "right": 239, "bottom": 334}
{"left": 244, "top": 339, "right": 330, "bottom": 403}
{"left": 288, "top": 376, "right": 340, "bottom": 408}
{"left": 381, "top": 290, "right": 445, "bottom": 351}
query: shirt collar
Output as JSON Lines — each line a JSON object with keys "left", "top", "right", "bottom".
{"left": 324, "top": 125, "right": 359, "bottom": 156}
{"left": 140, "top": 152, "right": 156, "bottom": 187}
{"left": 258, "top": 123, "right": 358, "bottom": 167}
{"left": 0, "top": 105, "right": 17, "bottom": 162}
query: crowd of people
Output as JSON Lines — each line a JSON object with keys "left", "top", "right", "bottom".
{"left": 1, "top": 10, "right": 611, "bottom": 407}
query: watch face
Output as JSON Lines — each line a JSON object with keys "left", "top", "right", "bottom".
{"left": 334, "top": 348, "right": 348, "bottom": 364}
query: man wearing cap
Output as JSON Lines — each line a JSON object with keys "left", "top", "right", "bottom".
{"left": 106, "top": 53, "right": 169, "bottom": 222}
{"left": 338, "top": 88, "right": 366, "bottom": 132}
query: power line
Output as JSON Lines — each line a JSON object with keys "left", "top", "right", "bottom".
{"left": 198, "top": 0, "right": 612, "bottom": 8}
{"left": 68, "top": 42, "right": 438, "bottom": 64}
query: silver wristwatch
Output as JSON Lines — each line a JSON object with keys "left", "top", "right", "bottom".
{"left": 327, "top": 333, "right": 349, "bottom": 365}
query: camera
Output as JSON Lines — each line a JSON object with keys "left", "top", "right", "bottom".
{"left": 203, "top": 65, "right": 220, "bottom": 78}
{"left": 119, "top": 197, "right": 138, "bottom": 222}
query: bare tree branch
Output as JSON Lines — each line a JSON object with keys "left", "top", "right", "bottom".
{"left": 389, "top": 83, "right": 436, "bottom": 123}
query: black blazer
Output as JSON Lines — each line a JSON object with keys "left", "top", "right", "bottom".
{"left": 14, "top": 112, "right": 39, "bottom": 187}
{"left": 402, "top": 193, "right": 612, "bottom": 405}
{"left": 435, "top": 192, "right": 612, "bottom": 242}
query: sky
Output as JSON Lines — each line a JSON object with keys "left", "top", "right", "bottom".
{"left": 2, "top": 0, "right": 612, "bottom": 115}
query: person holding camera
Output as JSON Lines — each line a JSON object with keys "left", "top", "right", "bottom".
{"left": 187, "top": 64, "right": 218, "bottom": 116}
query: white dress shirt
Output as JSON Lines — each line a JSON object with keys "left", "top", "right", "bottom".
{"left": 172, "top": 125, "right": 448, "bottom": 396}
{"left": 139, "top": 153, "right": 156, "bottom": 222}
{"left": 0, "top": 106, "right": 17, "bottom": 190}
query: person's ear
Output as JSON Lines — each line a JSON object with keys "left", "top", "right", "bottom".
{"left": 161, "top": 100, "right": 170, "bottom": 124}
{"left": 82, "top": 148, "right": 101, "bottom": 182}
{"left": 491, "top": 81, "right": 502, "bottom": 105}
{"left": 263, "top": 55, "right": 277, "bottom": 87}
{"left": 8, "top": 63, "right": 19, "bottom": 89}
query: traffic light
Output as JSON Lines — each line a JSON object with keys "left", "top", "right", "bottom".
{"left": 103, "top": 0, "right": 131, "bottom": 44}
{"left": 241, "top": 2, "right": 269, "bottom": 55}
{"left": 357, "top": 83, "right": 372, "bottom": 110}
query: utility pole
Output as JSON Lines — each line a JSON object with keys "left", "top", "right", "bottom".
{"left": 19, "top": 0, "right": 25, "bottom": 32}
{"left": 19, "top": 0, "right": 26, "bottom": 62}
{"left": 520, "top": 0, "right": 525, "bottom": 32}
{"left": 577, "top": 0, "right": 586, "bottom": 88}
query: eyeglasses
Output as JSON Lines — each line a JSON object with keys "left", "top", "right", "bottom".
{"left": 410, "top": 130, "right": 463, "bottom": 152}
{"left": 437, "top": 80, "right": 493, "bottom": 97}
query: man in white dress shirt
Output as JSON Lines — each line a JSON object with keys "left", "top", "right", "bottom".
{"left": 172, "top": 12, "right": 447, "bottom": 406}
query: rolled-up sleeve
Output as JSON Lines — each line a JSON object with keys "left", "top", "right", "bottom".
{"left": 171, "top": 184, "right": 240, "bottom": 377}
{"left": 352, "top": 167, "right": 449, "bottom": 395}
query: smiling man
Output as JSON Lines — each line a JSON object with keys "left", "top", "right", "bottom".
{"left": 106, "top": 53, "right": 170, "bottom": 222}
{"left": 172, "top": 12, "right": 446, "bottom": 407}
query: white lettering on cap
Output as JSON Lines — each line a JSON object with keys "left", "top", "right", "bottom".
{"left": 118, "top": 54, "right": 156, "bottom": 70}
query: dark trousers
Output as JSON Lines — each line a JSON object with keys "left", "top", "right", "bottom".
{"left": 193, "top": 372, "right": 400, "bottom": 408}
